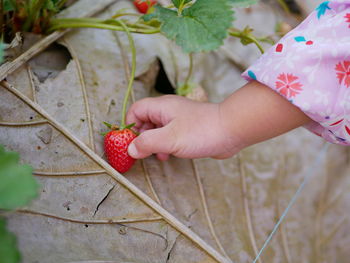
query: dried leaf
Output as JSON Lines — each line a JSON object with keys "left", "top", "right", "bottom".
{"left": 1, "top": 1, "right": 350, "bottom": 263}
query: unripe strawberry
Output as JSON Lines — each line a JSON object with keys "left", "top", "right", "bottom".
{"left": 104, "top": 128, "right": 137, "bottom": 173}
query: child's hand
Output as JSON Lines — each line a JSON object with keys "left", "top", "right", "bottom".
{"left": 127, "top": 81, "right": 312, "bottom": 161}
{"left": 126, "top": 95, "right": 243, "bottom": 161}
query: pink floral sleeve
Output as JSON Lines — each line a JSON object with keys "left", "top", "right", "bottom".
{"left": 242, "top": 0, "right": 350, "bottom": 145}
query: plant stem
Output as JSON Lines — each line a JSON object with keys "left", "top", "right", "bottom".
{"left": 23, "top": 0, "right": 47, "bottom": 31}
{"left": 112, "top": 13, "right": 142, "bottom": 19}
{"left": 177, "top": 0, "right": 186, "bottom": 16}
{"left": 48, "top": 18, "right": 157, "bottom": 128}
{"left": 258, "top": 36, "right": 275, "bottom": 45}
{"left": 53, "top": 17, "right": 107, "bottom": 24}
{"left": 229, "top": 30, "right": 265, "bottom": 54}
{"left": 123, "top": 21, "right": 155, "bottom": 30}
{"left": 57, "top": 0, "right": 68, "bottom": 9}
{"left": 49, "top": 19, "right": 160, "bottom": 34}
{"left": 32, "top": 0, "right": 47, "bottom": 14}
{"left": 246, "top": 35, "right": 264, "bottom": 54}
{"left": 277, "top": 0, "right": 290, "bottom": 14}
{"left": 176, "top": 53, "right": 194, "bottom": 96}
{"left": 116, "top": 20, "right": 137, "bottom": 129}
{"left": 9, "top": 0, "right": 16, "bottom": 11}
{"left": 184, "top": 53, "right": 193, "bottom": 85}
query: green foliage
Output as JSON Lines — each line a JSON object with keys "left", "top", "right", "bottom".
{"left": 143, "top": 0, "right": 234, "bottom": 53}
{"left": 0, "top": 218, "right": 21, "bottom": 263}
{"left": 1, "top": 0, "right": 69, "bottom": 37}
{"left": 238, "top": 26, "right": 256, "bottom": 45}
{"left": 3, "top": 0, "right": 15, "bottom": 12}
{"left": 51, "top": 0, "right": 266, "bottom": 54}
{"left": 0, "top": 145, "right": 38, "bottom": 263}
{"left": 0, "top": 145, "right": 39, "bottom": 210}
{"left": 171, "top": 0, "right": 192, "bottom": 8}
{"left": 228, "top": 0, "right": 258, "bottom": 8}
{"left": 44, "top": 0, "right": 60, "bottom": 12}
{"left": 0, "top": 42, "right": 4, "bottom": 63}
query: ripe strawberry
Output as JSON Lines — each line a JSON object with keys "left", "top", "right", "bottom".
{"left": 104, "top": 128, "right": 137, "bottom": 173}
{"left": 133, "top": 0, "right": 157, "bottom": 14}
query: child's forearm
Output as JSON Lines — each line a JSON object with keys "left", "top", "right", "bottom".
{"left": 219, "top": 81, "right": 312, "bottom": 149}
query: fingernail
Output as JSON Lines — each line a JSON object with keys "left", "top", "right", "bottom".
{"left": 128, "top": 143, "right": 138, "bottom": 158}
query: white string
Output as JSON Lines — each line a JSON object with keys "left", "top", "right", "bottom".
{"left": 252, "top": 143, "right": 330, "bottom": 263}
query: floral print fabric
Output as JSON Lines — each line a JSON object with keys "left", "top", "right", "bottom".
{"left": 242, "top": 0, "right": 350, "bottom": 145}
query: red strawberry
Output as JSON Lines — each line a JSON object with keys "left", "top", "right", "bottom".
{"left": 133, "top": 0, "right": 157, "bottom": 14}
{"left": 104, "top": 128, "right": 137, "bottom": 173}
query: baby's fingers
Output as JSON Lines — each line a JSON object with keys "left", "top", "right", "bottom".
{"left": 139, "top": 122, "right": 155, "bottom": 133}
{"left": 128, "top": 126, "right": 176, "bottom": 159}
{"left": 156, "top": 153, "right": 170, "bottom": 161}
{"left": 126, "top": 97, "right": 169, "bottom": 129}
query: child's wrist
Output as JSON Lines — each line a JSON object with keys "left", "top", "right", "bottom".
{"left": 217, "top": 102, "right": 248, "bottom": 156}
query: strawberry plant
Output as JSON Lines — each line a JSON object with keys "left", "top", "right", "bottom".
{"left": 50, "top": 0, "right": 266, "bottom": 53}
{"left": 47, "top": 0, "right": 270, "bottom": 113}
{"left": 142, "top": 0, "right": 234, "bottom": 53}
{"left": 1, "top": 0, "right": 70, "bottom": 39}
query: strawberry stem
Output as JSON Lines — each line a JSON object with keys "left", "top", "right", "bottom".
{"left": 112, "top": 13, "right": 142, "bottom": 19}
{"left": 23, "top": 0, "right": 46, "bottom": 32}
{"left": 177, "top": 0, "right": 186, "bottom": 16}
{"left": 229, "top": 28, "right": 265, "bottom": 54}
{"left": 184, "top": 53, "right": 193, "bottom": 86}
{"left": 48, "top": 18, "right": 152, "bottom": 130}
{"left": 176, "top": 53, "right": 194, "bottom": 96}
{"left": 116, "top": 19, "right": 137, "bottom": 129}
{"left": 57, "top": 0, "right": 69, "bottom": 9}
{"left": 49, "top": 18, "right": 161, "bottom": 34}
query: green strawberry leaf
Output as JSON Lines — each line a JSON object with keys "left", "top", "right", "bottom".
{"left": 124, "top": 123, "right": 136, "bottom": 130}
{"left": 143, "top": 0, "right": 234, "bottom": 53}
{"left": 0, "top": 42, "right": 5, "bottom": 64}
{"left": 3, "top": 0, "right": 15, "bottom": 12}
{"left": 44, "top": 0, "right": 58, "bottom": 11}
{"left": 171, "top": 0, "right": 192, "bottom": 8}
{"left": 103, "top": 121, "right": 113, "bottom": 129}
{"left": 228, "top": 0, "right": 258, "bottom": 8}
{"left": 0, "top": 218, "right": 21, "bottom": 263}
{"left": 0, "top": 145, "right": 39, "bottom": 210}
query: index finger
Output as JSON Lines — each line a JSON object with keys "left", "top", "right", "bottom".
{"left": 126, "top": 97, "right": 170, "bottom": 129}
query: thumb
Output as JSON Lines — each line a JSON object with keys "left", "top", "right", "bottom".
{"left": 128, "top": 127, "right": 175, "bottom": 159}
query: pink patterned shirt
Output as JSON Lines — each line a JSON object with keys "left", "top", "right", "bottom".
{"left": 242, "top": 0, "right": 350, "bottom": 145}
